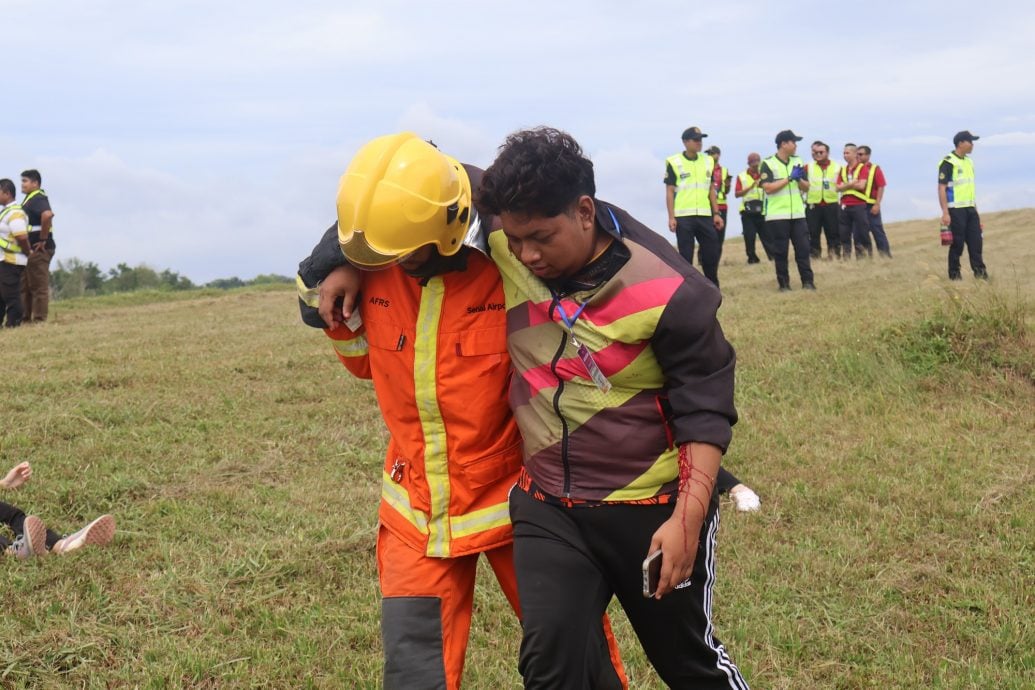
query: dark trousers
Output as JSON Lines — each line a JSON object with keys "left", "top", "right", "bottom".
{"left": 838, "top": 204, "right": 872, "bottom": 258}
{"left": 806, "top": 204, "right": 841, "bottom": 258}
{"left": 866, "top": 206, "right": 892, "bottom": 256}
{"left": 948, "top": 207, "right": 986, "bottom": 278}
{"left": 511, "top": 488, "right": 748, "bottom": 690}
{"left": 716, "top": 209, "right": 727, "bottom": 260}
{"left": 675, "top": 215, "right": 721, "bottom": 288}
{"left": 22, "top": 246, "right": 54, "bottom": 323}
{"left": 740, "top": 212, "right": 769, "bottom": 262}
{"left": 0, "top": 500, "right": 61, "bottom": 550}
{"left": 767, "top": 218, "right": 814, "bottom": 288}
{"left": 0, "top": 263, "right": 25, "bottom": 328}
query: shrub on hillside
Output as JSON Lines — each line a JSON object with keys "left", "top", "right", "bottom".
{"left": 883, "top": 290, "right": 1033, "bottom": 383}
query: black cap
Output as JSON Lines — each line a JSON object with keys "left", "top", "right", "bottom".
{"left": 681, "top": 126, "right": 708, "bottom": 141}
{"left": 705, "top": 145, "right": 721, "bottom": 155}
{"left": 775, "top": 129, "right": 803, "bottom": 145}
{"left": 953, "top": 130, "right": 980, "bottom": 146}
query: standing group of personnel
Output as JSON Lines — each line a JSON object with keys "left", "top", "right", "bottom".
{"left": 665, "top": 127, "right": 988, "bottom": 290}
{"left": 0, "top": 170, "right": 56, "bottom": 327}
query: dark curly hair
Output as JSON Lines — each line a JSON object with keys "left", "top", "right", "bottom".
{"left": 477, "top": 127, "right": 595, "bottom": 218}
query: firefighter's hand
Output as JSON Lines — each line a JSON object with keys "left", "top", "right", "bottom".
{"left": 870, "top": 203, "right": 880, "bottom": 216}
{"left": 318, "top": 263, "right": 363, "bottom": 329}
{"left": 713, "top": 213, "right": 725, "bottom": 232}
{"left": 1, "top": 462, "right": 32, "bottom": 490}
{"left": 668, "top": 217, "right": 677, "bottom": 232}
{"left": 941, "top": 212, "right": 951, "bottom": 227}
{"left": 647, "top": 515, "right": 698, "bottom": 599}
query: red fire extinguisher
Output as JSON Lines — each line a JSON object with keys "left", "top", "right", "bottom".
{"left": 940, "top": 224, "right": 953, "bottom": 246}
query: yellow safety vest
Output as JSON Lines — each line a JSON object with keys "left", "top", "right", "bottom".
{"left": 762, "top": 154, "right": 807, "bottom": 220}
{"left": 940, "top": 153, "right": 976, "bottom": 208}
{"left": 839, "top": 164, "right": 876, "bottom": 204}
{"left": 737, "top": 170, "right": 765, "bottom": 213}
{"left": 666, "top": 153, "right": 715, "bottom": 217}
{"left": 0, "top": 204, "right": 29, "bottom": 266}
{"left": 806, "top": 161, "right": 841, "bottom": 204}
{"left": 714, "top": 164, "right": 729, "bottom": 206}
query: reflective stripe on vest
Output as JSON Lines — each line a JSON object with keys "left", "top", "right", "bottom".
{"left": 666, "top": 153, "right": 714, "bottom": 217}
{"left": 942, "top": 153, "right": 976, "bottom": 208}
{"left": 763, "top": 154, "right": 807, "bottom": 220}
{"left": 838, "top": 163, "right": 875, "bottom": 203}
{"left": 737, "top": 171, "right": 765, "bottom": 213}
{"left": 21, "top": 189, "right": 47, "bottom": 232}
{"left": 806, "top": 162, "right": 841, "bottom": 204}
{"left": 0, "top": 204, "right": 28, "bottom": 266}
{"left": 714, "top": 165, "right": 728, "bottom": 206}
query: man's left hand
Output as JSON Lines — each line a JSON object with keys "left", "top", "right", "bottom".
{"left": 870, "top": 204, "right": 880, "bottom": 216}
{"left": 713, "top": 214, "right": 725, "bottom": 232}
{"left": 647, "top": 515, "right": 699, "bottom": 599}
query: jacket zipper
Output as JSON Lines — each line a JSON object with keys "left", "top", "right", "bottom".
{"left": 548, "top": 299, "right": 572, "bottom": 498}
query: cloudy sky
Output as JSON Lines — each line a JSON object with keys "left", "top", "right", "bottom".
{"left": 3, "top": 1, "right": 1033, "bottom": 283}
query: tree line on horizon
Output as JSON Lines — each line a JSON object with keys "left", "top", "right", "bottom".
{"left": 50, "top": 258, "right": 291, "bottom": 300}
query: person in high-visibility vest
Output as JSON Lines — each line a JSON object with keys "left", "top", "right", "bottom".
{"left": 761, "top": 130, "right": 815, "bottom": 291}
{"left": 0, "top": 179, "right": 31, "bottom": 328}
{"left": 19, "top": 170, "right": 55, "bottom": 323}
{"left": 705, "top": 145, "right": 732, "bottom": 259}
{"left": 664, "top": 126, "right": 725, "bottom": 287}
{"left": 734, "top": 152, "right": 771, "bottom": 264}
{"left": 938, "top": 131, "right": 988, "bottom": 280}
{"left": 836, "top": 143, "right": 875, "bottom": 259}
{"left": 804, "top": 141, "right": 841, "bottom": 260}
{"left": 856, "top": 145, "right": 892, "bottom": 258}
{"left": 296, "top": 133, "right": 627, "bottom": 690}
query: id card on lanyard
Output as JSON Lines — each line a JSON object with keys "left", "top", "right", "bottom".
{"left": 550, "top": 207, "right": 621, "bottom": 394}
{"left": 554, "top": 299, "right": 612, "bottom": 393}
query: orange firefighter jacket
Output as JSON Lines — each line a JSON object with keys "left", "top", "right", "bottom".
{"left": 326, "top": 250, "right": 522, "bottom": 558}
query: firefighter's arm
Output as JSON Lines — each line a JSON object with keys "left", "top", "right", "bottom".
{"left": 297, "top": 223, "right": 350, "bottom": 329}
{"left": 325, "top": 322, "right": 371, "bottom": 380}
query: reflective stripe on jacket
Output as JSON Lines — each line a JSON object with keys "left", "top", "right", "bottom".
{"left": 488, "top": 226, "right": 685, "bottom": 502}
{"left": 324, "top": 252, "right": 521, "bottom": 558}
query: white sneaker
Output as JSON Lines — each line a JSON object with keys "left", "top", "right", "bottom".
{"left": 729, "top": 484, "right": 761, "bottom": 512}
{"left": 53, "top": 515, "right": 115, "bottom": 555}
{"left": 6, "top": 515, "right": 48, "bottom": 559}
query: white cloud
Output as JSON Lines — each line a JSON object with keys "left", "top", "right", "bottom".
{"left": 980, "top": 132, "right": 1035, "bottom": 147}
{"left": 886, "top": 136, "right": 945, "bottom": 146}
{"left": 396, "top": 104, "right": 498, "bottom": 167}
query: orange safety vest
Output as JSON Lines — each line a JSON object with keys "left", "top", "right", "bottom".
{"left": 325, "top": 251, "right": 522, "bottom": 558}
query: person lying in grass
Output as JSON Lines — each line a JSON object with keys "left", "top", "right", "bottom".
{"left": 1, "top": 461, "right": 115, "bottom": 559}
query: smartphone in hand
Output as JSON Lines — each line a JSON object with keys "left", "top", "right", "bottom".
{"left": 642, "top": 549, "right": 663, "bottom": 598}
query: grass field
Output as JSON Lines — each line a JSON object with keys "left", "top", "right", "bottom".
{"left": 2, "top": 210, "right": 1032, "bottom": 689}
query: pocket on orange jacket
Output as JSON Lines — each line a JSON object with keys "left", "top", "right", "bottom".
{"left": 456, "top": 439, "right": 523, "bottom": 490}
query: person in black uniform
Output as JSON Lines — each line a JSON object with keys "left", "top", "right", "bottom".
{"left": 20, "top": 170, "right": 56, "bottom": 323}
